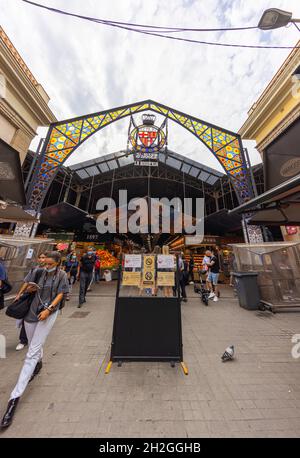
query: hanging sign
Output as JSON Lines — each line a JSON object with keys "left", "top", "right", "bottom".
{"left": 128, "top": 113, "right": 167, "bottom": 166}
{"left": 124, "top": 254, "right": 142, "bottom": 269}
{"left": 157, "top": 255, "right": 175, "bottom": 269}
{"left": 157, "top": 271, "right": 175, "bottom": 286}
{"left": 122, "top": 272, "right": 141, "bottom": 286}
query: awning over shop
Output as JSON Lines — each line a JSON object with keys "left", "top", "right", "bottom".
{"left": 0, "top": 204, "right": 37, "bottom": 223}
{"left": 229, "top": 174, "right": 300, "bottom": 225}
{"left": 204, "top": 209, "right": 242, "bottom": 234}
{"left": 40, "top": 202, "right": 94, "bottom": 230}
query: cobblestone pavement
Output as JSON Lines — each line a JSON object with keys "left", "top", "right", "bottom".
{"left": 1, "top": 282, "right": 300, "bottom": 438}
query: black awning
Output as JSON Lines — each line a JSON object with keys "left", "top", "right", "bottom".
{"left": 229, "top": 174, "right": 300, "bottom": 218}
{"left": 40, "top": 202, "right": 94, "bottom": 230}
{"left": 204, "top": 209, "right": 242, "bottom": 235}
{"left": 0, "top": 204, "right": 37, "bottom": 223}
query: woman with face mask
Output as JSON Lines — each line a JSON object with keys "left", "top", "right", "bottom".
{"left": 15, "top": 252, "right": 47, "bottom": 351}
{"left": 0, "top": 251, "right": 69, "bottom": 429}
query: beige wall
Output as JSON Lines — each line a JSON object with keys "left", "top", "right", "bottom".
{"left": 0, "top": 27, "right": 56, "bottom": 164}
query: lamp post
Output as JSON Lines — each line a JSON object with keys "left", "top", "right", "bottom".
{"left": 258, "top": 8, "right": 300, "bottom": 31}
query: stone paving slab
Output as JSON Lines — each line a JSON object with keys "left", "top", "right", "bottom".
{"left": 0, "top": 282, "right": 300, "bottom": 438}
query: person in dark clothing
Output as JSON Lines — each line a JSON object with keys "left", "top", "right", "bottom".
{"left": 0, "top": 260, "right": 7, "bottom": 310}
{"left": 189, "top": 255, "right": 195, "bottom": 284}
{"left": 207, "top": 250, "right": 221, "bottom": 302}
{"left": 77, "top": 248, "right": 96, "bottom": 308}
{"left": 178, "top": 253, "right": 187, "bottom": 302}
{"left": 63, "top": 254, "right": 79, "bottom": 300}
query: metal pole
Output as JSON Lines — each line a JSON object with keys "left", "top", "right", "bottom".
{"left": 24, "top": 138, "right": 44, "bottom": 192}
{"left": 244, "top": 147, "right": 258, "bottom": 197}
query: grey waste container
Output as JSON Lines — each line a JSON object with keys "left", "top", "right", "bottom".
{"left": 233, "top": 272, "right": 260, "bottom": 310}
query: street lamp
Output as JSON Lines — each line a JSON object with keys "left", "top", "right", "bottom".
{"left": 258, "top": 8, "right": 300, "bottom": 30}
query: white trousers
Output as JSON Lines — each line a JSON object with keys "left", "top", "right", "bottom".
{"left": 10, "top": 311, "right": 58, "bottom": 400}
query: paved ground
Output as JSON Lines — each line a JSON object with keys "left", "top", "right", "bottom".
{"left": 1, "top": 282, "right": 300, "bottom": 438}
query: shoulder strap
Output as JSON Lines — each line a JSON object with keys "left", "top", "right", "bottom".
{"left": 33, "top": 268, "right": 45, "bottom": 284}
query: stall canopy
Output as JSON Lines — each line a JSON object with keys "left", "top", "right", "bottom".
{"left": 229, "top": 174, "right": 300, "bottom": 225}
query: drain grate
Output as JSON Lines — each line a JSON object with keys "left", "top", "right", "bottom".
{"left": 69, "top": 311, "right": 90, "bottom": 318}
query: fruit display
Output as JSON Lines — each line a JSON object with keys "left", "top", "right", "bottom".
{"left": 96, "top": 249, "right": 119, "bottom": 269}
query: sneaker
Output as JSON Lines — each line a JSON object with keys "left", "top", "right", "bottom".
{"left": 77, "top": 303, "right": 82, "bottom": 308}
{"left": 208, "top": 292, "right": 215, "bottom": 299}
{"left": 213, "top": 296, "right": 219, "bottom": 302}
{"left": 182, "top": 298, "right": 188, "bottom": 302}
{"left": 16, "top": 343, "right": 26, "bottom": 351}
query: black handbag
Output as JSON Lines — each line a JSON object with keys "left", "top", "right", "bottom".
{"left": 5, "top": 268, "right": 44, "bottom": 319}
{"left": 1, "top": 279, "right": 12, "bottom": 294}
{"left": 5, "top": 292, "right": 34, "bottom": 319}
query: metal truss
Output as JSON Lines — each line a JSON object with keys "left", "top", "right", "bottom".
{"left": 27, "top": 100, "right": 254, "bottom": 211}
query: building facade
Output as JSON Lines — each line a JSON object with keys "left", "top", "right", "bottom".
{"left": 239, "top": 40, "right": 300, "bottom": 242}
{"left": 0, "top": 27, "right": 56, "bottom": 163}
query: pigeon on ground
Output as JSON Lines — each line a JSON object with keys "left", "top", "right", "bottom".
{"left": 221, "top": 345, "right": 234, "bottom": 362}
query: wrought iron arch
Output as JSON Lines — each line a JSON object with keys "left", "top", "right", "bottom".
{"left": 27, "top": 99, "right": 253, "bottom": 211}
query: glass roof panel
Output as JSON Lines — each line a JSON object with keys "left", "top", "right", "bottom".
{"left": 189, "top": 167, "right": 200, "bottom": 178}
{"left": 99, "top": 162, "right": 109, "bottom": 173}
{"left": 107, "top": 160, "right": 118, "bottom": 170}
{"left": 76, "top": 169, "right": 89, "bottom": 179}
{"left": 206, "top": 175, "right": 219, "bottom": 185}
{"left": 84, "top": 166, "right": 100, "bottom": 176}
{"left": 181, "top": 163, "right": 191, "bottom": 174}
{"left": 118, "top": 155, "right": 134, "bottom": 167}
{"left": 166, "top": 157, "right": 182, "bottom": 170}
{"left": 198, "top": 171, "right": 210, "bottom": 182}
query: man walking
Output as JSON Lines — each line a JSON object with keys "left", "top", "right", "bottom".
{"left": 207, "top": 249, "right": 220, "bottom": 302}
{"left": 77, "top": 248, "right": 96, "bottom": 308}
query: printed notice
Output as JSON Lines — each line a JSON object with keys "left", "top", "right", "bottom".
{"left": 122, "top": 272, "right": 141, "bottom": 286}
{"left": 124, "top": 254, "right": 142, "bottom": 269}
{"left": 157, "top": 271, "right": 175, "bottom": 286}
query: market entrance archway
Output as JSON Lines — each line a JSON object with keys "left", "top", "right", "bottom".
{"left": 27, "top": 100, "right": 253, "bottom": 213}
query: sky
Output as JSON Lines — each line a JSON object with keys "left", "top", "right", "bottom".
{"left": 1, "top": 0, "right": 300, "bottom": 173}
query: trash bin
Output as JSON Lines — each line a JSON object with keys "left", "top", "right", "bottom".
{"left": 233, "top": 272, "right": 260, "bottom": 310}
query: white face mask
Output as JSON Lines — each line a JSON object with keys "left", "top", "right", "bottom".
{"left": 46, "top": 267, "right": 56, "bottom": 273}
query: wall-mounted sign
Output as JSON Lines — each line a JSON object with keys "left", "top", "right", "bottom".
{"left": 286, "top": 226, "right": 298, "bottom": 235}
{"left": 26, "top": 248, "right": 34, "bottom": 260}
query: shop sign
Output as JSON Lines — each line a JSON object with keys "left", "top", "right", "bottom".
{"left": 124, "top": 254, "right": 142, "bottom": 269}
{"left": 286, "top": 226, "right": 298, "bottom": 235}
{"left": 122, "top": 272, "right": 141, "bottom": 286}
{"left": 157, "top": 255, "right": 175, "bottom": 269}
{"left": 185, "top": 235, "right": 204, "bottom": 245}
{"left": 157, "top": 271, "right": 175, "bottom": 286}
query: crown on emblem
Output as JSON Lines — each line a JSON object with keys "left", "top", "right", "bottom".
{"left": 142, "top": 114, "right": 156, "bottom": 126}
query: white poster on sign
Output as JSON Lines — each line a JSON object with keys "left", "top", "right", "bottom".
{"left": 157, "top": 255, "right": 175, "bottom": 269}
{"left": 124, "top": 254, "right": 142, "bottom": 269}
{"left": 26, "top": 248, "right": 34, "bottom": 260}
